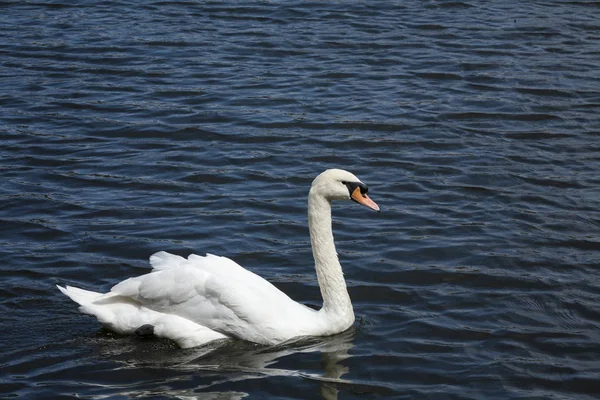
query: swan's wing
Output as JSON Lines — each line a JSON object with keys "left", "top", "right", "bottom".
{"left": 149, "top": 251, "right": 281, "bottom": 294}
{"left": 107, "top": 254, "right": 304, "bottom": 341}
{"left": 149, "top": 251, "right": 263, "bottom": 282}
{"left": 110, "top": 267, "right": 204, "bottom": 309}
{"left": 149, "top": 251, "right": 186, "bottom": 271}
{"left": 186, "top": 253, "right": 273, "bottom": 286}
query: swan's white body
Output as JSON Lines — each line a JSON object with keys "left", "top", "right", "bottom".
{"left": 58, "top": 169, "right": 379, "bottom": 348}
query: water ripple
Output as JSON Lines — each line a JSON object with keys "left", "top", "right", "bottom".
{"left": 2, "top": 0, "right": 600, "bottom": 399}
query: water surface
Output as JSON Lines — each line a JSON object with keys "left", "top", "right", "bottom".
{"left": 2, "top": 1, "right": 600, "bottom": 399}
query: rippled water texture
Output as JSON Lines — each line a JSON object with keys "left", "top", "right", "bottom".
{"left": 2, "top": 1, "right": 600, "bottom": 399}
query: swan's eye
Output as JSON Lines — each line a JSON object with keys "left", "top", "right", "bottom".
{"left": 343, "top": 181, "right": 368, "bottom": 197}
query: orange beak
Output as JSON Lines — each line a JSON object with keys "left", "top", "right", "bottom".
{"left": 351, "top": 186, "right": 380, "bottom": 212}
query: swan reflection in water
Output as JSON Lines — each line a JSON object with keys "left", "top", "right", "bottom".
{"left": 93, "top": 327, "right": 356, "bottom": 400}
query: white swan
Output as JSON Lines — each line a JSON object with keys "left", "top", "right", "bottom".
{"left": 58, "top": 169, "right": 379, "bottom": 348}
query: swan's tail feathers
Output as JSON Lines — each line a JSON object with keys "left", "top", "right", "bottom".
{"left": 149, "top": 251, "right": 186, "bottom": 271}
{"left": 57, "top": 284, "right": 227, "bottom": 347}
{"left": 57, "top": 285, "right": 134, "bottom": 331}
{"left": 57, "top": 285, "right": 103, "bottom": 306}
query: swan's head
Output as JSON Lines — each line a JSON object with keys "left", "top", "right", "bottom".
{"left": 311, "top": 169, "right": 380, "bottom": 212}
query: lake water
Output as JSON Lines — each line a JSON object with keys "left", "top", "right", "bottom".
{"left": 2, "top": 1, "right": 600, "bottom": 399}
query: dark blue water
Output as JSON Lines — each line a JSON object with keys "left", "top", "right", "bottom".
{"left": 2, "top": 1, "right": 600, "bottom": 399}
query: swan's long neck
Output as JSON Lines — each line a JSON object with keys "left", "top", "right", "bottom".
{"left": 308, "top": 189, "right": 354, "bottom": 324}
